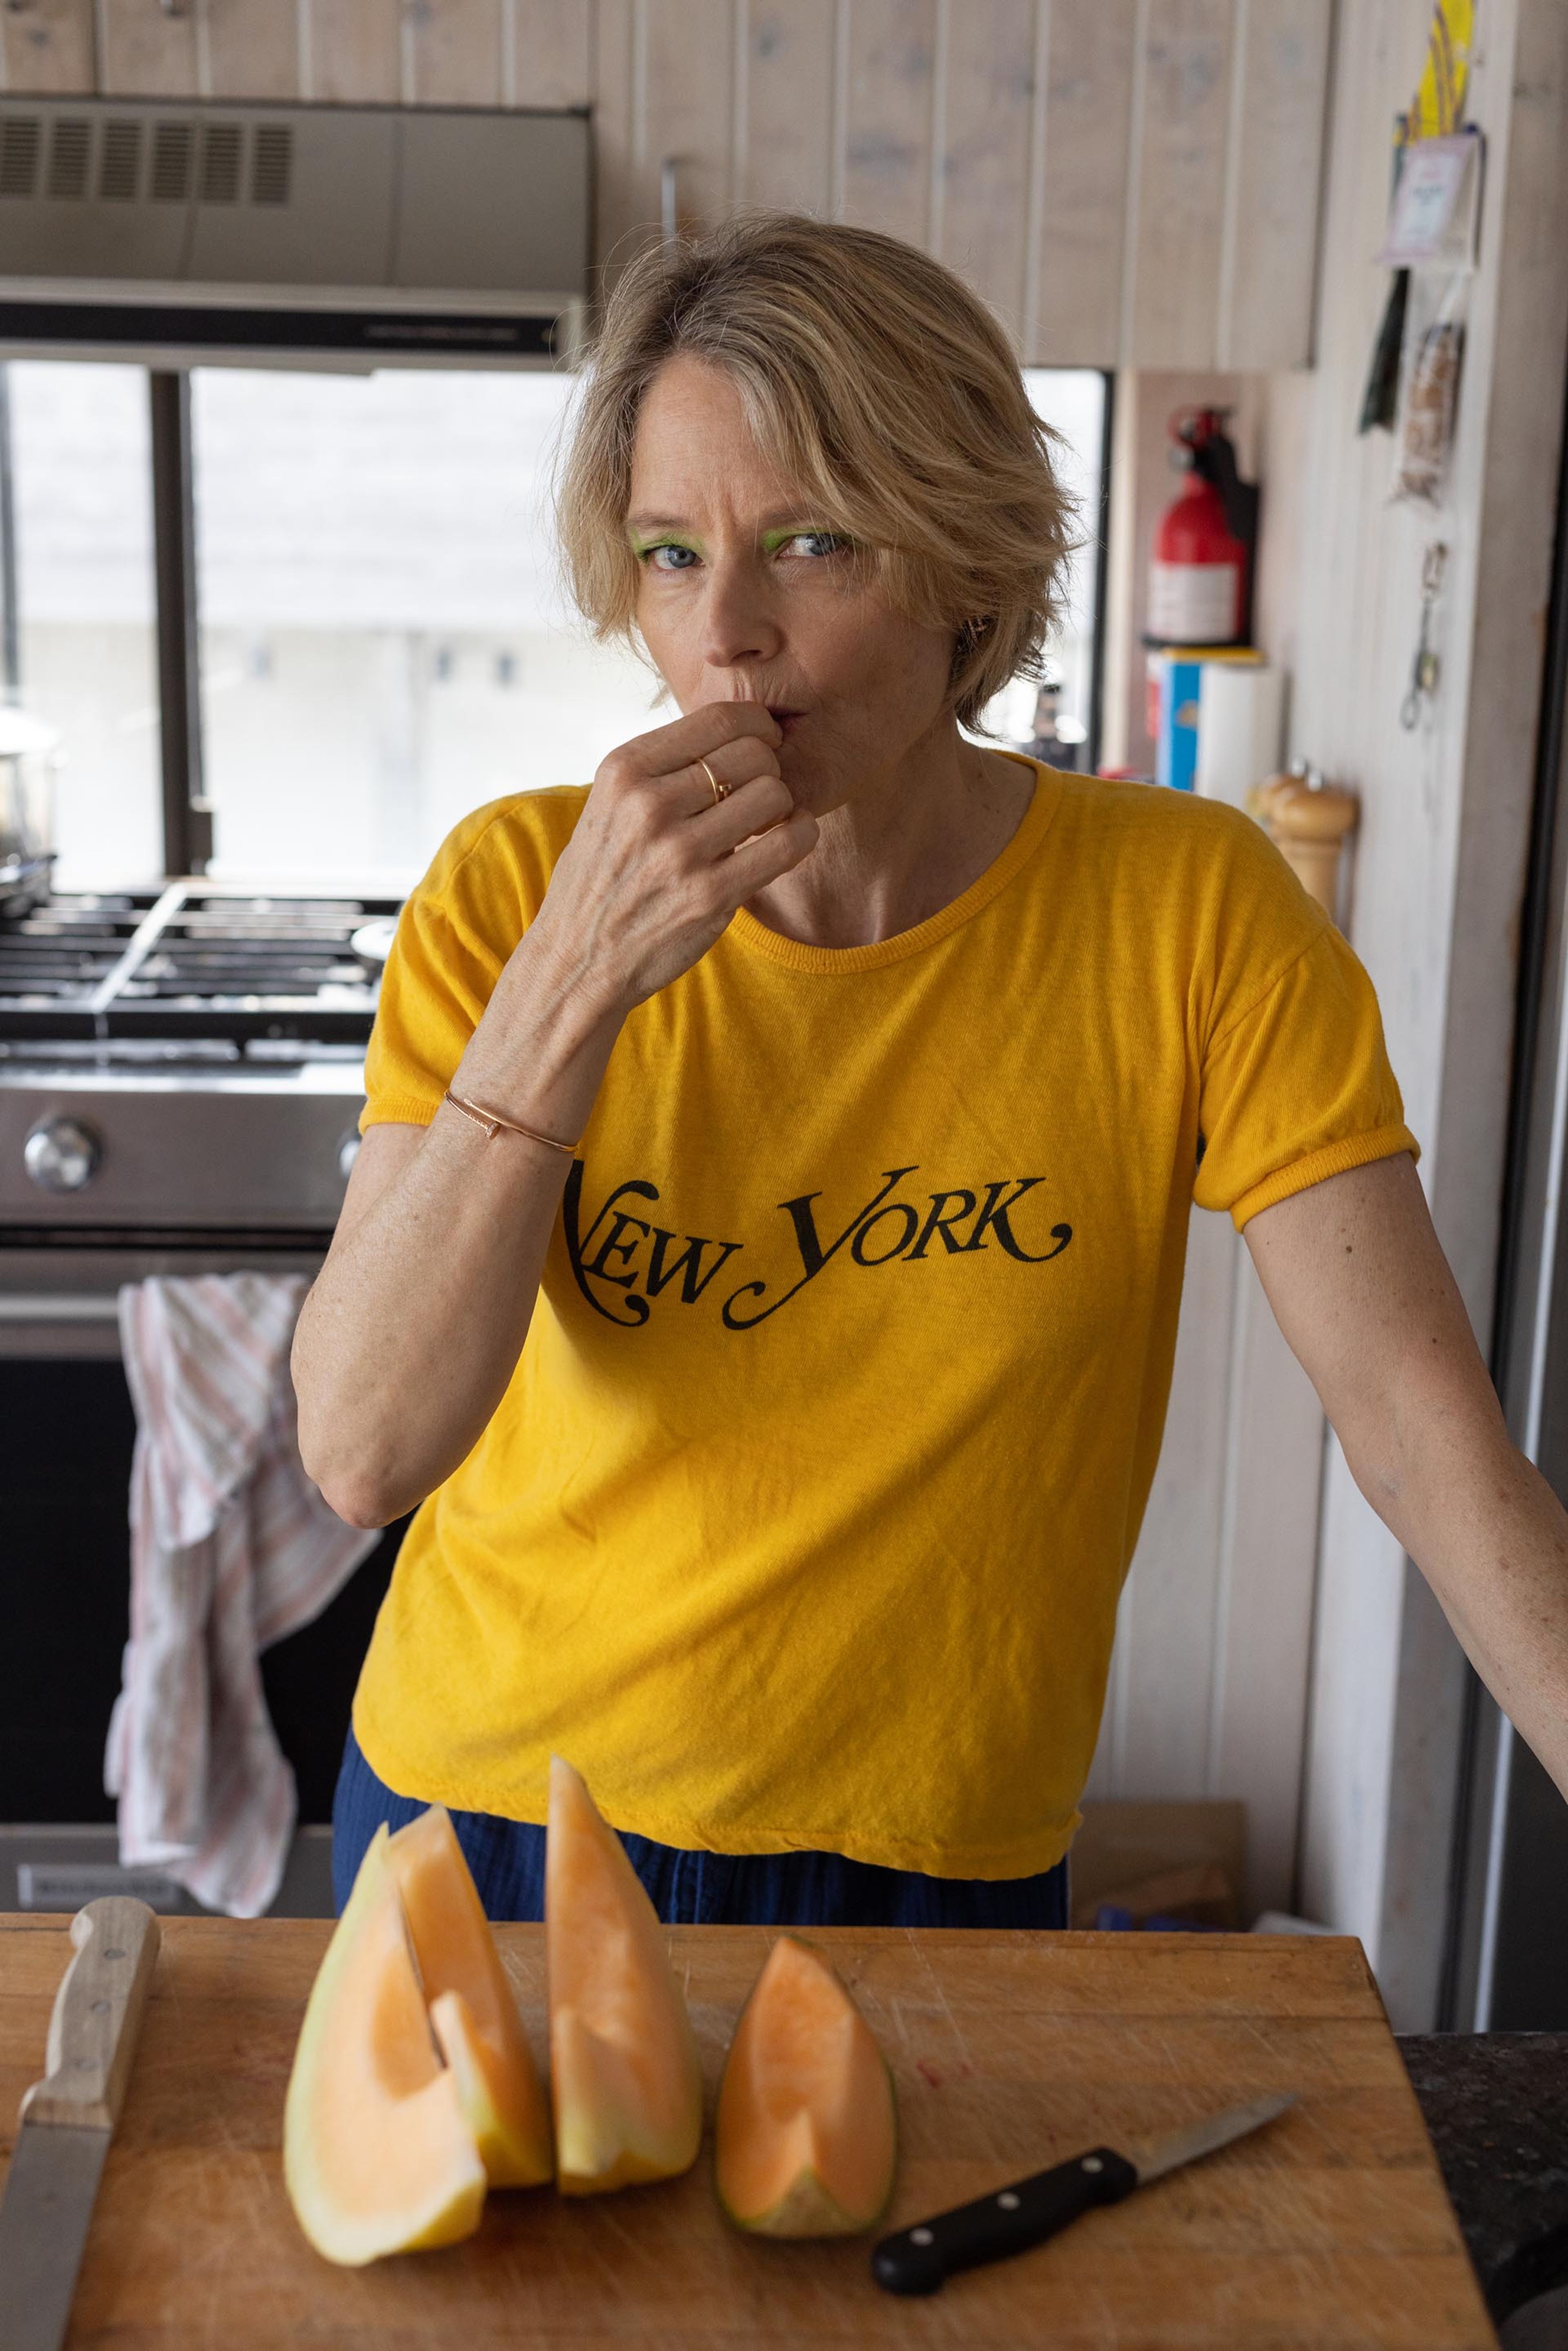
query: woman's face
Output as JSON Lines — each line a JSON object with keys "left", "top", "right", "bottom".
{"left": 626, "top": 354, "right": 960, "bottom": 811}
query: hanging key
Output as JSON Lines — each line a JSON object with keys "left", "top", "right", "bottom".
{"left": 1401, "top": 542, "right": 1448, "bottom": 729}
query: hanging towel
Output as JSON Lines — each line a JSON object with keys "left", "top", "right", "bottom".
{"left": 105, "top": 1274, "right": 380, "bottom": 1919}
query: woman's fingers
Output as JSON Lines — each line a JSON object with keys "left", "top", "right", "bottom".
{"left": 721, "top": 804, "right": 820, "bottom": 895}
{"left": 639, "top": 698, "right": 784, "bottom": 774}
{"left": 685, "top": 763, "right": 796, "bottom": 854}
{"left": 598, "top": 700, "right": 784, "bottom": 814}
{"left": 557, "top": 699, "right": 810, "bottom": 1014}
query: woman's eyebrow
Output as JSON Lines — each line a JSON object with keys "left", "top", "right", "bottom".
{"left": 624, "top": 509, "right": 815, "bottom": 534}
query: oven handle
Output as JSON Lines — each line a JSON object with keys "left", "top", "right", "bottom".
{"left": 0, "top": 1294, "right": 122, "bottom": 1324}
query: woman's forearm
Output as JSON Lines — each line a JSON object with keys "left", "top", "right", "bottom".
{"left": 1348, "top": 1407, "right": 1568, "bottom": 1806}
{"left": 292, "top": 935, "right": 625, "bottom": 1527}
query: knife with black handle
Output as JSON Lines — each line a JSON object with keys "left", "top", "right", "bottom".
{"left": 872, "top": 2090, "right": 1296, "bottom": 2296}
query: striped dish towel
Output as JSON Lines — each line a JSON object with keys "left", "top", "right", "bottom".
{"left": 105, "top": 1274, "right": 380, "bottom": 1919}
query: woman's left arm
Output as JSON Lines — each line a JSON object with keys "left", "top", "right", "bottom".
{"left": 1244, "top": 1150, "right": 1568, "bottom": 1803}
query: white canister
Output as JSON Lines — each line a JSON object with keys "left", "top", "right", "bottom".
{"left": 1195, "top": 663, "right": 1286, "bottom": 811}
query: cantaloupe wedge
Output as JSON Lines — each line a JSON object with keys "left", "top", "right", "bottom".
{"left": 714, "top": 1934, "right": 897, "bottom": 2236}
{"left": 546, "top": 1756, "right": 704, "bottom": 2193}
{"left": 283, "top": 1824, "right": 487, "bottom": 2266}
{"left": 385, "top": 1805, "right": 552, "bottom": 2187}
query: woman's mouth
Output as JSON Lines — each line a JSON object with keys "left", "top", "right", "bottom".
{"left": 766, "top": 707, "right": 806, "bottom": 739}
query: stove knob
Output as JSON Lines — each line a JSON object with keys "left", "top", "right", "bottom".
{"left": 337, "top": 1133, "right": 361, "bottom": 1183}
{"left": 24, "top": 1115, "right": 102, "bottom": 1194}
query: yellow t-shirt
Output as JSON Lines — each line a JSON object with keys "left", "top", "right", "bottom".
{"left": 350, "top": 756, "right": 1417, "bottom": 1878}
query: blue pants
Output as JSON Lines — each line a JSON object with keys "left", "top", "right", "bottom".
{"left": 332, "top": 1725, "right": 1069, "bottom": 1929}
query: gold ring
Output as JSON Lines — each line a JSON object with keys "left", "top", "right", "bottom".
{"left": 698, "top": 757, "right": 731, "bottom": 805}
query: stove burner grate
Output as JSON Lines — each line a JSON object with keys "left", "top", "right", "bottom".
{"left": 0, "top": 883, "right": 401, "bottom": 1045}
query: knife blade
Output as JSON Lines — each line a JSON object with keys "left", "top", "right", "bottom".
{"left": 871, "top": 2090, "right": 1296, "bottom": 2296}
{"left": 0, "top": 1897, "right": 160, "bottom": 2351}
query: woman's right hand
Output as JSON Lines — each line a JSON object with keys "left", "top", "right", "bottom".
{"left": 297, "top": 703, "right": 817, "bottom": 1524}
{"left": 522, "top": 700, "right": 820, "bottom": 1017}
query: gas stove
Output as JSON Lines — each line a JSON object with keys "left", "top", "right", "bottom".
{"left": 0, "top": 880, "right": 392, "bottom": 1045}
{"left": 0, "top": 881, "right": 402, "bottom": 1354}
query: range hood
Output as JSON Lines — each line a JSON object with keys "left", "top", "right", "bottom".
{"left": 0, "top": 97, "right": 590, "bottom": 369}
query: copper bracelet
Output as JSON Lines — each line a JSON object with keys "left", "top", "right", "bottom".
{"left": 442, "top": 1088, "right": 579, "bottom": 1155}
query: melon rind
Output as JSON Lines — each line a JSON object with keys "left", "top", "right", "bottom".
{"left": 282, "top": 1825, "right": 488, "bottom": 2266}
{"left": 714, "top": 1934, "right": 898, "bottom": 2238}
{"left": 546, "top": 1756, "right": 705, "bottom": 2195}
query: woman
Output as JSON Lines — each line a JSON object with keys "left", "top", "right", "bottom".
{"left": 296, "top": 212, "right": 1568, "bottom": 1928}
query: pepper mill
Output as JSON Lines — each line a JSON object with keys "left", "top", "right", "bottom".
{"left": 1252, "top": 762, "right": 1359, "bottom": 921}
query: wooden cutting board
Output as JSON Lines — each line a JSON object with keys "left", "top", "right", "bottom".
{"left": 0, "top": 1916, "right": 1495, "bottom": 2349}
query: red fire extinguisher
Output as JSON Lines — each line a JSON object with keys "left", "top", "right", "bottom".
{"left": 1146, "top": 408, "right": 1258, "bottom": 649}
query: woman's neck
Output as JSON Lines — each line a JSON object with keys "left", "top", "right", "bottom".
{"left": 741, "top": 728, "right": 1037, "bottom": 950}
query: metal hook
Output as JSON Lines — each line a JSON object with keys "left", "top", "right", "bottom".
{"left": 1400, "top": 540, "right": 1449, "bottom": 730}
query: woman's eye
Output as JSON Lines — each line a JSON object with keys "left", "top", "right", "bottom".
{"left": 784, "top": 531, "right": 846, "bottom": 559}
{"left": 644, "top": 543, "right": 699, "bottom": 571}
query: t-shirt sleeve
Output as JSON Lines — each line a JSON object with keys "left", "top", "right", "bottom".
{"left": 1192, "top": 842, "right": 1419, "bottom": 1232}
{"left": 358, "top": 811, "right": 526, "bottom": 1135}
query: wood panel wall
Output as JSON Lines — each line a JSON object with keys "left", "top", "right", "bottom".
{"left": 1286, "top": 0, "right": 1568, "bottom": 2028}
{"left": 0, "top": 0, "right": 1333, "bottom": 368}
{"left": 1083, "top": 1214, "right": 1325, "bottom": 1918}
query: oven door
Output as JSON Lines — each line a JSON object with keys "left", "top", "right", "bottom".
{"left": 0, "top": 1240, "right": 403, "bottom": 1914}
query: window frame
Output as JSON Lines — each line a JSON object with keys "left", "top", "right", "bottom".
{"left": 5, "top": 359, "right": 1113, "bottom": 880}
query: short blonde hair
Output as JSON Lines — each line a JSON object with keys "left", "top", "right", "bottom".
{"left": 553, "top": 212, "right": 1083, "bottom": 734}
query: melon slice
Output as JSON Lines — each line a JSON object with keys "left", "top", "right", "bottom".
{"left": 546, "top": 1756, "right": 704, "bottom": 2193}
{"left": 283, "top": 1824, "right": 487, "bottom": 2266}
{"left": 385, "top": 1805, "right": 552, "bottom": 2187}
{"left": 714, "top": 1934, "right": 897, "bottom": 2236}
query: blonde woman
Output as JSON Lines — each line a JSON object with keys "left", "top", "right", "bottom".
{"left": 296, "top": 212, "right": 1568, "bottom": 1927}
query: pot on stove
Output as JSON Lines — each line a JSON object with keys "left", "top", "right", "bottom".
{"left": 0, "top": 707, "right": 60, "bottom": 918}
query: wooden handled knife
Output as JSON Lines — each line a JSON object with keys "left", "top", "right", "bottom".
{"left": 0, "top": 1897, "right": 160, "bottom": 2351}
{"left": 872, "top": 2090, "right": 1296, "bottom": 2295}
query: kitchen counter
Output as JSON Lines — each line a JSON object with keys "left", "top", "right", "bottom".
{"left": 1401, "top": 2033, "right": 1568, "bottom": 2329}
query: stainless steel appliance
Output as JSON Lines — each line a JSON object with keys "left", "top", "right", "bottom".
{"left": 0, "top": 878, "right": 405, "bottom": 1915}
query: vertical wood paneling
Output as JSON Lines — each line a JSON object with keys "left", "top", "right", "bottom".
{"left": 1085, "top": 1219, "right": 1325, "bottom": 1917}
{"left": 204, "top": 0, "right": 301, "bottom": 100}
{"left": 1125, "top": 0, "right": 1234, "bottom": 367}
{"left": 0, "top": 0, "right": 94, "bottom": 93}
{"left": 98, "top": 0, "right": 198, "bottom": 95}
{"left": 840, "top": 0, "right": 936, "bottom": 247}
{"left": 641, "top": 0, "right": 735, "bottom": 230}
{"left": 27, "top": 0, "right": 1327, "bottom": 368}
{"left": 509, "top": 0, "right": 591, "bottom": 107}
{"left": 1219, "top": 0, "right": 1332, "bottom": 367}
{"left": 1207, "top": 1257, "right": 1325, "bottom": 1914}
{"left": 1108, "top": 1209, "right": 1238, "bottom": 1796}
{"left": 1292, "top": 0, "right": 1568, "bottom": 2023}
{"left": 1031, "top": 0, "right": 1138, "bottom": 366}
{"left": 306, "top": 0, "right": 401, "bottom": 102}
{"left": 937, "top": 0, "right": 1034, "bottom": 337}
{"left": 409, "top": 0, "right": 504, "bottom": 104}
{"left": 742, "top": 0, "right": 835, "bottom": 215}
{"left": 590, "top": 0, "right": 644, "bottom": 297}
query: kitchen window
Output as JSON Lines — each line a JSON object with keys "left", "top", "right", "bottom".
{"left": 0, "top": 360, "right": 1107, "bottom": 890}
{"left": 6, "top": 362, "right": 165, "bottom": 889}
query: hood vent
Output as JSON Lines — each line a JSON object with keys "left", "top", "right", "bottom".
{"left": 0, "top": 96, "right": 589, "bottom": 370}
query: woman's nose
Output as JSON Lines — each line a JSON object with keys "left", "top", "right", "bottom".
{"left": 698, "top": 555, "right": 784, "bottom": 671}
